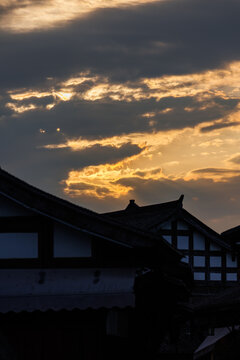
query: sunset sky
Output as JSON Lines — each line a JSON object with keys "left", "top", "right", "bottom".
{"left": 1, "top": 0, "right": 240, "bottom": 232}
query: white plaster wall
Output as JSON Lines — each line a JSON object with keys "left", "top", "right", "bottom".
{"left": 194, "top": 272, "right": 205, "bottom": 280}
{"left": 226, "top": 273, "right": 237, "bottom": 281}
{"left": 162, "top": 235, "right": 172, "bottom": 244}
{"left": 0, "top": 194, "right": 33, "bottom": 216}
{"left": 193, "top": 256, "right": 205, "bottom": 267}
{"left": 53, "top": 223, "right": 92, "bottom": 257}
{"left": 210, "top": 243, "right": 221, "bottom": 251}
{"left": 226, "top": 253, "right": 238, "bottom": 268}
{"left": 160, "top": 221, "right": 172, "bottom": 230}
{"left": 181, "top": 255, "right": 189, "bottom": 264}
{"left": 177, "top": 236, "right": 189, "bottom": 249}
{"left": 210, "top": 256, "right": 222, "bottom": 267}
{"left": 193, "top": 232, "right": 205, "bottom": 250}
{"left": 177, "top": 221, "right": 189, "bottom": 230}
{"left": 0, "top": 233, "right": 38, "bottom": 258}
{"left": 210, "top": 273, "right": 221, "bottom": 281}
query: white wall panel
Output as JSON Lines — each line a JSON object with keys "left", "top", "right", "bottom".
{"left": 210, "top": 256, "right": 222, "bottom": 267}
{"left": 160, "top": 221, "right": 171, "bottom": 230}
{"left": 193, "top": 256, "right": 205, "bottom": 267}
{"left": 226, "top": 273, "right": 237, "bottom": 281}
{"left": 0, "top": 233, "right": 38, "bottom": 258}
{"left": 181, "top": 256, "right": 189, "bottom": 264}
{"left": 193, "top": 232, "right": 205, "bottom": 250}
{"left": 210, "top": 273, "right": 221, "bottom": 281}
{"left": 162, "top": 235, "right": 172, "bottom": 244}
{"left": 226, "top": 253, "right": 238, "bottom": 268}
{"left": 177, "top": 236, "right": 189, "bottom": 250}
{"left": 177, "top": 221, "right": 189, "bottom": 230}
{"left": 54, "top": 223, "right": 91, "bottom": 257}
{"left": 210, "top": 243, "right": 221, "bottom": 251}
{"left": 194, "top": 272, "right": 205, "bottom": 280}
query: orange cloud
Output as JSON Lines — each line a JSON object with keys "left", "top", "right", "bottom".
{"left": 8, "top": 61, "right": 240, "bottom": 115}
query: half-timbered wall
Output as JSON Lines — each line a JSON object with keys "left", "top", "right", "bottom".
{"left": 53, "top": 223, "right": 92, "bottom": 258}
{"left": 158, "top": 220, "right": 238, "bottom": 283}
{"left": 0, "top": 233, "right": 38, "bottom": 259}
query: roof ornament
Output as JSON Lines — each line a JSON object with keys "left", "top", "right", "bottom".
{"left": 178, "top": 194, "right": 184, "bottom": 206}
{"left": 125, "top": 199, "right": 139, "bottom": 210}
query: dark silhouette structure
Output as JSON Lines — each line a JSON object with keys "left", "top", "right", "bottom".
{"left": 104, "top": 198, "right": 240, "bottom": 359}
{"left": 0, "top": 168, "right": 190, "bottom": 360}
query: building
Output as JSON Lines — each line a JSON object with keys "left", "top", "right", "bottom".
{"left": 104, "top": 197, "right": 240, "bottom": 359}
{"left": 0, "top": 168, "right": 190, "bottom": 360}
{"left": 104, "top": 196, "right": 238, "bottom": 289}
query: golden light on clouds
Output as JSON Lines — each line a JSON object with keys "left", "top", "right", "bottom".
{"left": 1, "top": 0, "right": 161, "bottom": 33}
{"left": 43, "top": 128, "right": 181, "bottom": 151}
{"left": 6, "top": 102, "right": 36, "bottom": 113}
{"left": 64, "top": 155, "right": 163, "bottom": 199}
{"left": 7, "top": 61, "right": 240, "bottom": 116}
{"left": 61, "top": 120, "right": 240, "bottom": 198}
{"left": 5, "top": 60, "right": 240, "bottom": 199}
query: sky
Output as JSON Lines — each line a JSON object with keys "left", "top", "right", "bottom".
{"left": 1, "top": 0, "right": 240, "bottom": 232}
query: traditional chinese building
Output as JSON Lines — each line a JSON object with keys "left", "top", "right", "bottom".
{"left": 104, "top": 197, "right": 240, "bottom": 359}
{"left": 0, "top": 168, "right": 190, "bottom": 360}
{"left": 104, "top": 196, "right": 238, "bottom": 289}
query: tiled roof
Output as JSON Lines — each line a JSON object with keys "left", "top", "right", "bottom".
{"left": 0, "top": 168, "right": 181, "bottom": 256}
{"left": 103, "top": 196, "right": 183, "bottom": 230}
{"left": 103, "top": 196, "right": 230, "bottom": 250}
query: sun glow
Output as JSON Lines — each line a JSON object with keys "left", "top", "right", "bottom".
{"left": 64, "top": 155, "right": 164, "bottom": 199}
{"left": 1, "top": 0, "right": 162, "bottom": 33}
{"left": 60, "top": 119, "right": 240, "bottom": 198}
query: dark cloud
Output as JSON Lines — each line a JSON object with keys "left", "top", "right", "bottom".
{"left": 0, "top": 1, "right": 48, "bottom": 16}
{"left": 2, "top": 95, "right": 236, "bottom": 142}
{"left": 66, "top": 183, "right": 111, "bottom": 198}
{"left": 1, "top": 0, "right": 240, "bottom": 230}
{"left": 192, "top": 168, "right": 240, "bottom": 174}
{"left": 200, "top": 121, "right": 240, "bottom": 132}
{"left": 1, "top": 0, "right": 240, "bottom": 90}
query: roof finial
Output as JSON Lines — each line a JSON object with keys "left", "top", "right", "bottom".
{"left": 179, "top": 194, "right": 184, "bottom": 204}
{"left": 125, "top": 199, "right": 139, "bottom": 210}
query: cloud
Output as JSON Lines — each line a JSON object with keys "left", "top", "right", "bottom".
{"left": 1, "top": 0, "right": 240, "bottom": 91}
{"left": 200, "top": 121, "right": 240, "bottom": 133}
{"left": 0, "top": 0, "right": 161, "bottom": 33}
{"left": 1, "top": 0, "right": 240, "bottom": 234}
{"left": 228, "top": 154, "right": 240, "bottom": 164}
{"left": 192, "top": 168, "right": 240, "bottom": 175}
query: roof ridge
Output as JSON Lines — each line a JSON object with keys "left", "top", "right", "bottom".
{"left": 103, "top": 196, "right": 183, "bottom": 216}
{"left": 0, "top": 167, "right": 96, "bottom": 216}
